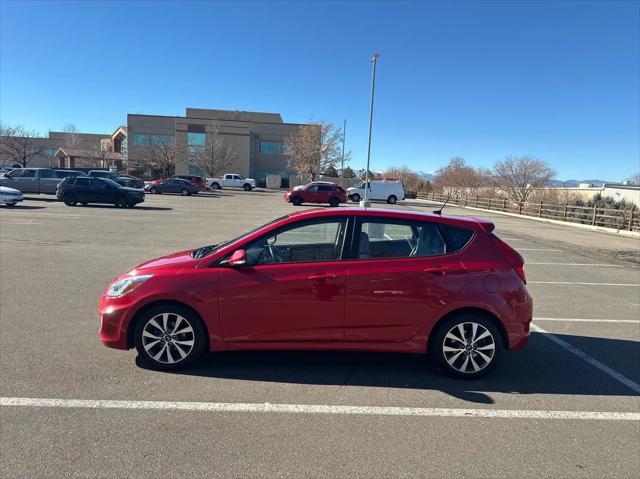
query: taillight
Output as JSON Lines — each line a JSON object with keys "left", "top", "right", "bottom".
{"left": 491, "top": 234, "right": 526, "bottom": 284}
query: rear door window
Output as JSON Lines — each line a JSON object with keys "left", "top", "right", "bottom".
{"left": 357, "top": 219, "right": 449, "bottom": 259}
{"left": 438, "top": 224, "right": 474, "bottom": 252}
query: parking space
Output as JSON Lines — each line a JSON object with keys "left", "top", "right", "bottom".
{"left": 1, "top": 192, "right": 639, "bottom": 477}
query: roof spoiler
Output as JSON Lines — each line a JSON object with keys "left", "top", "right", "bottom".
{"left": 475, "top": 218, "right": 495, "bottom": 234}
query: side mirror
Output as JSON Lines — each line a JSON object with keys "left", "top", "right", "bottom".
{"left": 228, "top": 249, "right": 247, "bottom": 266}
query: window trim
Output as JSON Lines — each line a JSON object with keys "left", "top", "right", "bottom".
{"left": 350, "top": 216, "right": 475, "bottom": 261}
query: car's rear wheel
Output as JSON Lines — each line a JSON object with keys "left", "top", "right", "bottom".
{"left": 243, "top": 183, "right": 252, "bottom": 191}
{"left": 329, "top": 197, "right": 340, "bottom": 207}
{"left": 387, "top": 195, "right": 397, "bottom": 204}
{"left": 351, "top": 193, "right": 360, "bottom": 203}
{"left": 63, "top": 192, "right": 77, "bottom": 206}
{"left": 180, "top": 188, "right": 189, "bottom": 196}
{"left": 210, "top": 182, "right": 220, "bottom": 189}
{"left": 291, "top": 196, "right": 303, "bottom": 206}
{"left": 113, "top": 195, "right": 127, "bottom": 208}
{"left": 134, "top": 305, "right": 206, "bottom": 371}
{"left": 149, "top": 187, "right": 158, "bottom": 194}
{"left": 431, "top": 315, "right": 502, "bottom": 379}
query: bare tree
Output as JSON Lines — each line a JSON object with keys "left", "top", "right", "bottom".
{"left": 0, "top": 124, "right": 45, "bottom": 167}
{"left": 493, "top": 156, "right": 556, "bottom": 206}
{"left": 285, "top": 122, "right": 342, "bottom": 181}
{"left": 433, "top": 157, "right": 489, "bottom": 194}
{"left": 139, "top": 135, "right": 183, "bottom": 177}
{"left": 384, "top": 165, "right": 431, "bottom": 193}
{"left": 627, "top": 173, "right": 640, "bottom": 186}
{"left": 190, "top": 121, "right": 237, "bottom": 178}
{"left": 63, "top": 123, "right": 80, "bottom": 149}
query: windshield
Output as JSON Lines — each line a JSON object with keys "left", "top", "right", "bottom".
{"left": 191, "top": 215, "right": 288, "bottom": 259}
{"left": 355, "top": 181, "right": 365, "bottom": 188}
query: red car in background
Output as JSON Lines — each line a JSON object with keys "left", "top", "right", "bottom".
{"left": 284, "top": 182, "right": 347, "bottom": 207}
{"left": 152, "top": 175, "right": 207, "bottom": 191}
{"left": 98, "top": 207, "right": 532, "bottom": 378}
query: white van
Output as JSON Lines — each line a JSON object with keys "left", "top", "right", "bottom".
{"left": 347, "top": 179, "right": 405, "bottom": 204}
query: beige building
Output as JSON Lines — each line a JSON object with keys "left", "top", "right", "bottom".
{"left": 127, "top": 108, "right": 304, "bottom": 185}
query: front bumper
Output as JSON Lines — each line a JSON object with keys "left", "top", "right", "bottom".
{"left": 1, "top": 194, "right": 23, "bottom": 204}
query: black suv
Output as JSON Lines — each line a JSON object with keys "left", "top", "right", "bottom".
{"left": 88, "top": 170, "right": 145, "bottom": 188}
{"left": 57, "top": 177, "right": 145, "bottom": 208}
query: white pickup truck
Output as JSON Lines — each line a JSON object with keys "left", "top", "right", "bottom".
{"left": 207, "top": 174, "right": 256, "bottom": 191}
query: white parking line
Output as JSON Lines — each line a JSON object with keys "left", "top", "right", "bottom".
{"left": 0, "top": 397, "right": 638, "bottom": 421}
{"left": 528, "top": 281, "right": 639, "bottom": 287}
{"left": 517, "top": 248, "right": 563, "bottom": 252}
{"left": 535, "top": 317, "right": 640, "bottom": 324}
{"left": 527, "top": 263, "right": 627, "bottom": 268}
{"left": 531, "top": 324, "right": 640, "bottom": 394}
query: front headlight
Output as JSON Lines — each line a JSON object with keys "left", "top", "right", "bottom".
{"left": 106, "top": 274, "right": 153, "bottom": 297}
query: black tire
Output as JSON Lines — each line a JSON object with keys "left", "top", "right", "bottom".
{"left": 5, "top": 202, "right": 16, "bottom": 207}
{"left": 291, "top": 196, "right": 303, "bottom": 206}
{"left": 351, "top": 193, "right": 360, "bottom": 203}
{"left": 113, "top": 195, "right": 127, "bottom": 208}
{"left": 134, "top": 304, "right": 206, "bottom": 371}
{"left": 63, "top": 192, "right": 77, "bottom": 206}
{"left": 149, "top": 187, "right": 158, "bottom": 194}
{"left": 210, "top": 182, "right": 221, "bottom": 190}
{"left": 181, "top": 188, "right": 189, "bottom": 196}
{"left": 387, "top": 195, "right": 397, "bottom": 205}
{"left": 431, "top": 314, "right": 503, "bottom": 379}
{"left": 329, "top": 197, "right": 340, "bottom": 207}
{"left": 243, "top": 183, "right": 252, "bottom": 191}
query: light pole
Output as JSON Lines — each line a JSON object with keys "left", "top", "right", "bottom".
{"left": 340, "top": 119, "right": 346, "bottom": 188}
{"left": 361, "top": 52, "right": 379, "bottom": 208}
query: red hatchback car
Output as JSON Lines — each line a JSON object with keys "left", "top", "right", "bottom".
{"left": 99, "top": 208, "right": 532, "bottom": 378}
{"left": 284, "top": 182, "right": 347, "bottom": 207}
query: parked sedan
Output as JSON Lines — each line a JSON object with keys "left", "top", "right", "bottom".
{"left": 98, "top": 208, "right": 532, "bottom": 378}
{"left": 57, "top": 177, "right": 145, "bottom": 207}
{"left": 87, "top": 170, "right": 144, "bottom": 188}
{"left": 0, "top": 186, "right": 23, "bottom": 206}
{"left": 284, "top": 182, "right": 347, "bottom": 207}
{"left": 145, "top": 178, "right": 198, "bottom": 195}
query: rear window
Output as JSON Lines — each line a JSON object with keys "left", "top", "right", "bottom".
{"left": 438, "top": 224, "right": 474, "bottom": 253}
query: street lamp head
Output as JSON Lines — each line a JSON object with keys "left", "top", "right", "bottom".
{"left": 371, "top": 53, "right": 380, "bottom": 62}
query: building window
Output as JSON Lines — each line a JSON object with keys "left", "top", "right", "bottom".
{"left": 152, "top": 135, "right": 174, "bottom": 146}
{"left": 259, "top": 141, "right": 285, "bottom": 155}
{"left": 42, "top": 148, "right": 56, "bottom": 157}
{"left": 187, "top": 132, "right": 205, "bottom": 154}
{"left": 132, "top": 134, "right": 149, "bottom": 147}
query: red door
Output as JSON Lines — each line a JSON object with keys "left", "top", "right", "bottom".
{"left": 218, "top": 262, "right": 346, "bottom": 342}
{"left": 345, "top": 256, "right": 467, "bottom": 341}
{"left": 344, "top": 217, "right": 468, "bottom": 342}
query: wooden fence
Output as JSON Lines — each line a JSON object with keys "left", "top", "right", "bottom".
{"left": 416, "top": 191, "right": 639, "bottom": 232}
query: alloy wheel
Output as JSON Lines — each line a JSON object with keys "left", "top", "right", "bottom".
{"left": 141, "top": 313, "right": 195, "bottom": 365}
{"left": 442, "top": 322, "right": 496, "bottom": 374}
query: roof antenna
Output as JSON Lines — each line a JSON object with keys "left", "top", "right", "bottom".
{"left": 433, "top": 193, "right": 451, "bottom": 215}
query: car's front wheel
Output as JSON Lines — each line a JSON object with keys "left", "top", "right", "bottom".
{"left": 329, "top": 197, "right": 340, "bottom": 207}
{"left": 134, "top": 305, "right": 206, "bottom": 371}
{"left": 149, "top": 187, "right": 158, "bottom": 194}
{"left": 181, "top": 188, "right": 190, "bottom": 196}
{"left": 113, "top": 195, "right": 127, "bottom": 208}
{"left": 350, "top": 193, "right": 360, "bottom": 203}
{"left": 291, "top": 196, "right": 303, "bottom": 206}
{"left": 243, "top": 183, "right": 252, "bottom": 191}
{"left": 431, "top": 315, "right": 502, "bottom": 379}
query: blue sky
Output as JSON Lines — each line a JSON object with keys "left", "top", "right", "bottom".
{"left": 1, "top": 0, "right": 638, "bottom": 181}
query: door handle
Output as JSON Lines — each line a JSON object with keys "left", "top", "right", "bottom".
{"left": 424, "top": 266, "right": 447, "bottom": 275}
{"left": 307, "top": 273, "right": 337, "bottom": 281}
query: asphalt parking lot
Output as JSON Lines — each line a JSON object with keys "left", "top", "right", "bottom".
{"left": 1, "top": 189, "right": 639, "bottom": 478}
